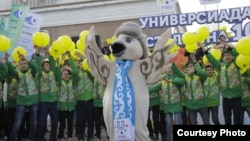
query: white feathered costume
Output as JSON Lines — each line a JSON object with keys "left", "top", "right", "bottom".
{"left": 85, "top": 22, "right": 176, "bottom": 141}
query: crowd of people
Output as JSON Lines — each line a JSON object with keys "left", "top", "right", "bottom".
{"left": 0, "top": 46, "right": 108, "bottom": 141}
{"left": 146, "top": 35, "right": 250, "bottom": 141}
{"left": 0, "top": 34, "right": 249, "bottom": 141}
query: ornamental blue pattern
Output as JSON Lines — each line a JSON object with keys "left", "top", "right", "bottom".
{"left": 112, "top": 60, "right": 135, "bottom": 125}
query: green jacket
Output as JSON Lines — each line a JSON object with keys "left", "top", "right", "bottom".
{"left": 206, "top": 51, "right": 242, "bottom": 99}
{"left": 57, "top": 58, "right": 79, "bottom": 111}
{"left": 172, "top": 63, "right": 208, "bottom": 110}
{"left": 93, "top": 79, "right": 105, "bottom": 107}
{"left": 6, "top": 77, "right": 18, "bottom": 108}
{"left": 148, "top": 82, "right": 161, "bottom": 107}
{"left": 149, "top": 73, "right": 185, "bottom": 113}
{"left": 36, "top": 56, "right": 60, "bottom": 103}
{"left": 203, "top": 72, "right": 220, "bottom": 107}
{"left": 73, "top": 60, "right": 94, "bottom": 101}
{"left": 8, "top": 60, "right": 39, "bottom": 106}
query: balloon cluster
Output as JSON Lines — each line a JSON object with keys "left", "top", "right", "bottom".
{"left": 0, "top": 35, "right": 27, "bottom": 62}
{"left": 106, "top": 36, "right": 116, "bottom": 45}
{"left": 235, "top": 36, "right": 250, "bottom": 74}
{"left": 182, "top": 26, "right": 210, "bottom": 53}
{"left": 46, "top": 30, "right": 88, "bottom": 64}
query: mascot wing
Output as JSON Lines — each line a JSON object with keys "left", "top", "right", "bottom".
{"left": 85, "top": 26, "right": 111, "bottom": 85}
{"left": 140, "top": 28, "right": 177, "bottom": 85}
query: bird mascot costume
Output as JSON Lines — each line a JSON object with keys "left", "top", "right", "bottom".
{"left": 85, "top": 22, "right": 176, "bottom": 141}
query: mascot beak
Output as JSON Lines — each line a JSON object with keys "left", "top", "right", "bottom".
{"left": 111, "top": 41, "right": 126, "bottom": 57}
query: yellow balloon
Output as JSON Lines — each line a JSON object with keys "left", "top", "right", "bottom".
{"left": 49, "top": 47, "right": 60, "bottom": 59}
{"left": 109, "top": 53, "right": 116, "bottom": 61}
{"left": 210, "top": 49, "right": 221, "bottom": 60}
{"left": 12, "top": 47, "right": 27, "bottom": 62}
{"left": 67, "top": 41, "right": 75, "bottom": 52}
{"left": 185, "top": 44, "right": 198, "bottom": 53}
{"left": 236, "top": 37, "right": 250, "bottom": 56}
{"left": 106, "top": 36, "right": 116, "bottom": 45}
{"left": 79, "top": 30, "right": 89, "bottom": 43}
{"left": 58, "top": 56, "right": 65, "bottom": 65}
{"left": 196, "top": 26, "right": 210, "bottom": 42}
{"left": 202, "top": 55, "right": 209, "bottom": 65}
{"left": 240, "top": 68, "right": 247, "bottom": 74}
{"left": 182, "top": 32, "right": 198, "bottom": 45}
{"left": 106, "top": 38, "right": 112, "bottom": 45}
{"left": 32, "top": 32, "right": 50, "bottom": 47}
{"left": 82, "top": 59, "right": 90, "bottom": 71}
{"left": 236, "top": 55, "right": 250, "bottom": 70}
{"left": 0, "top": 35, "right": 11, "bottom": 52}
{"left": 58, "top": 35, "right": 72, "bottom": 50}
{"left": 166, "top": 38, "right": 179, "bottom": 54}
{"left": 51, "top": 40, "right": 65, "bottom": 56}
{"left": 76, "top": 39, "right": 84, "bottom": 52}
{"left": 103, "top": 55, "right": 111, "bottom": 61}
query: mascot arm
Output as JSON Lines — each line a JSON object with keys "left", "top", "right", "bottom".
{"left": 140, "top": 28, "right": 177, "bottom": 85}
{"left": 85, "top": 26, "right": 111, "bottom": 85}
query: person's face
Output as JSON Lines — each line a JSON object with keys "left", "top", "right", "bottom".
{"left": 219, "top": 36, "right": 226, "bottom": 43}
{"left": 186, "top": 63, "right": 195, "bottom": 73}
{"left": 62, "top": 70, "right": 70, "bottom": 80}
{"left": 43, "top": 62, "right": 51, "bottom": 71}
{"left": 223, "top": 53, "right": 233, "bottom": 63}
{"left": 19, "top": 60, "right": 29, "bottom": 71}
{"left": 206, "top": 67, "right": 214, "bottom": 76}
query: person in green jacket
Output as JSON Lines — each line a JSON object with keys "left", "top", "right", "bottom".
{"left": 93, "top": 78, "right": 108, "bottom": 141}
{"left": 172, "top": 61, "right": 209, "bottom": 125}
{"left": 35, "top": 48, "right": 61, "bottom": 141}
{"left": 203, "top": 65, "right": 221, "bottom": 125}
{"left": 241, "top": 69, "right": 250, "bottom": 124}
{"left": 7, "top": 52, "right": 39, "bottom": 141}
{"left": 206, "top": 48, "right": 242, "bottom": 125}
{"left": 73, "top": 52, "right": 95, "bottom": 141}
{"left": 149, "top": 65, "right": 185, "bottom": 141}
{"left": 57, "top": 54, "right": 79, "bottom": 141}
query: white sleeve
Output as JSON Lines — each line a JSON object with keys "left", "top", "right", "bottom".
{"left": 3, "top": 82, "right": 7, "bottom": 102}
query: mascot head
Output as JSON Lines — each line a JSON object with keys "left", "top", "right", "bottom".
{"left": 111, "top": 22, "right": 148, "bottom": 60}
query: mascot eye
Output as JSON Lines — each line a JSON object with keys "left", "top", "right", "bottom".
{"left": 125, "top": 37, "right": 133, "bottom": 43}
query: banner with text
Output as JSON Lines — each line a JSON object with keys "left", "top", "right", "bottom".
{"left": 16, "top": 12, "right": 44, "bottom": 60}
{"left": 139, "top": 6, "right": 250, "bottom": 47}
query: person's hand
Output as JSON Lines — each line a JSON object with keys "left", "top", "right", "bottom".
{"left": 75, "top": 51, "right": 84, "bottom": 59}
{"left": 197, "top": 42, "right": 204, "bottom": 48}
{"left": 3, "top": 52, "right": 9, "bottom": 63}
{"left": 164, "top": 79, "right": 172, "bottom": 83}
{"left": 34, "top": 46, "right": 41, "bottom": 54}
{"left": 17, "top": 51, "right": 26, "bottom": 60}
{"left": 62, "top": 65, "right": 72, "bottom": 72}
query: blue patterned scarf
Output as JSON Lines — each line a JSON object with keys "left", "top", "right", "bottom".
{"left": 113, "top": 60, "right": 135, "bottom": 140}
